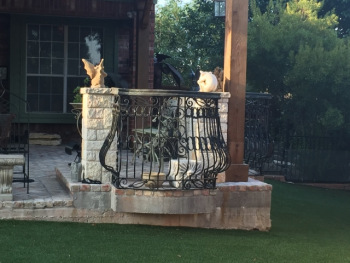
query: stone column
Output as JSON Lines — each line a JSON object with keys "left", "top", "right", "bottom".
{"left": 217, "top": 92, "right": 230, "bottom": 183}
{"left": 80, "top": 88, "right": 117, "bottom": 183}
{"left": 219, "top": 92, "right": 230, "bottom": 143}
{"left": 0, "top": 154, "right": 25, "bottom": 201}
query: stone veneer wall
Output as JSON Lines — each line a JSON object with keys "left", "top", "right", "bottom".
{"left": 1, "top": 172, "right": 271, "bottom": 231}
{"left": 80, "top": 87, "right": 117, "bottom": 183}
{"left": 218, "top": 92, "right": 230, "bottom": 142}
{"left": 110, "top": 180, "right": 271, "bottom": 230}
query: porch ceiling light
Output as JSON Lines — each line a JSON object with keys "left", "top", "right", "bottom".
{"left": 214, "top": 0, "right": 225, "bottom": 17}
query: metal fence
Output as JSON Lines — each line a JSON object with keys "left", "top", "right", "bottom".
{"left": 244, "top": 92, "right": 273, "bottom": 175}
{"left": 99, "top": 89, "right": 230, "bottom": 190}
{"left": 0, "top": 91, "right": 30, "bottom": 193}
{"left": 284, "top": 136, "right": 350, "bottom": 183}
{"left": 243, "top": 92, "right": 350, "bottom": 183}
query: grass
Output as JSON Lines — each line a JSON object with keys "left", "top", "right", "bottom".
{"left": 1, "top": 180, "right": 350, "bottom": 263}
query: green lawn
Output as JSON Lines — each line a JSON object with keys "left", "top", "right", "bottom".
{"left": 1, "top": 180, "right": 350, "bottom": 263}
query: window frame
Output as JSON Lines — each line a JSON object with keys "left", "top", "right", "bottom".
{"left": 10, "top": 15, "right": 119, "bottom": 123}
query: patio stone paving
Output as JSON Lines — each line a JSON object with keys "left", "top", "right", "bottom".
{"left": 12, "top": 144, "right": 74, "bottom": 202}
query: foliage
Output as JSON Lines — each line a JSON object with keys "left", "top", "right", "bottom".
{"left": 72, "top": 77, "right": 90, "bottom": 103}
{"left": 247, "top": 0, "right": 350, "bottom": 137}
{"left": 320, "top": 0, "right": 350, "bottom": 37}
{"left": 156, "top": 0, "right": 350, "bottom": 138}
{"left": 72, "top": 86, "right": 82, "bottom": 103}
{"left": 155, "top": 0, "right": 225, "bottom": 87}
{"left": 252, "top": 0, "right": 350, "bottom": 37}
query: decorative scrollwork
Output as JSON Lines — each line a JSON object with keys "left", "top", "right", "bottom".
{"left": 99, "top": 89, "right": 230, "bottom": 190}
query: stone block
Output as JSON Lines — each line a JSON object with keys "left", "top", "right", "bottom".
{"left": 85, "top": 119, "right": 104, "bottom": 129}
{"left": 91, "top": 184, "right": 101, "bottom": 192}
{"left": 101, "top": 184, "right": 111, "bottom": 192}
{"left": 218, "top": 103, "right": 228, "bottom": 113}
{"left": 29, "top": 133, "right": 62, "bottom": 146}
{"left": 73, "top": 192, "right": 111, "bottom": 210}
{"left": 220, "top": 123, "right": 228, "bottom": 133}
{"left": 85, "top": 130, "right": 97, "bottom": 141}
{"left": 86, "top": 151, "right": 97, "bottom": 161}
{"left": 80, "top": 184, "right": 91, "bottom": 192}
{"left": 96, "top": 130, "right": 109, "bottom": 140}
{"left": 84, "top": 161, "right": 102, "bottom": 180}
{"left": 87, "top": 108, "right": 104, "bottom": 119}
{"left": 86, "top": 94, "right": 111, "bottom": 108}
{"left": 113, "top": 194, "right": 216, "bottom": 214}
{"left": 219, "top": 113, "right": 228, "bottom": 123}
{"left": 219, "top": 92, "right": 230, "bottom": 99}
{"left": 104, "top": 152, "right": 117, "bottom": 167}
{"left": 103, "top": 108, "right": 113, "bottom": 128}
{"left": 101, "top": 172, "right": 112, "bottom": 183}
{"left": 84, "top": 141, "right": 103, "bottom": 151}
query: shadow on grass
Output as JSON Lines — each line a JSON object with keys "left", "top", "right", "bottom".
{"left": 1, "top": 180, "right": 350, "bottom": 263}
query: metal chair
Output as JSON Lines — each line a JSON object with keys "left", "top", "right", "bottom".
{"left": 0, "top": 113, "right": 15, "bottom": 150}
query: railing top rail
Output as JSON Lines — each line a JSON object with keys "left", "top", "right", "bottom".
{"left": 110, "top": 88, "right": 224, "bottom": 99}
{"left": 246, "top": 92, "right": 272, "bottom": 99}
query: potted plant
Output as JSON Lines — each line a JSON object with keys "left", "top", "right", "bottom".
{"left": 70, "top": 77, "right": 90, "bottom": 109}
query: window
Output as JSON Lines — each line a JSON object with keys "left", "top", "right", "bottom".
{"left": 26, "top": 24, "right": 103, "bottom": 113}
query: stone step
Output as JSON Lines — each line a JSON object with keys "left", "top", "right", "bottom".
{"left": 29, "top": 133, "right": 62, "bottom": 146}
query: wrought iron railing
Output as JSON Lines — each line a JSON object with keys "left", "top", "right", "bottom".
{"left": 284, "top": 136, "right": 350, "bottom": 183}
{"left": 244, "top": 92, "right": 272, "bottom": 175}
{"left": 0, "top": 90, "right": 30, "bottom": 193}
{"left": 99, "top": 89, "right": 230, "bottom": 190}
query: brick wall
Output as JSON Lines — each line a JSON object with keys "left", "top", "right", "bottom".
{"left": 0, "top": 0, "right": 133, "bottom": 19}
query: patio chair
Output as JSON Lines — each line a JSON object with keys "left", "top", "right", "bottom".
{"left": 132, "top": 101, "right": 177, "bottom": 164}
{"left": 132, "top": 116, "right": 172, "bottom": 164}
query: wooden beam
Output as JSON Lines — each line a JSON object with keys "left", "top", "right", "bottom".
{"left": 223, "top": 0, "right": 249, "bottom": 182}
{"left": 136, "top": 0, "right": 154, "bottom": 89}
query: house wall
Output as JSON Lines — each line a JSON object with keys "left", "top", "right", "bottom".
{"left": 0, "top": 0, "right": 155, "bottom": 122}
{"left": 0, "top": 0, "right": 156, "bottom": 141}
{"left": 0, "top": 0, "right": 133, "bottom": 19}
{"left": 0, "top": 14, "right": 10, "bottom": 98}
{"left": 0, "top": 0, "right": 155, "bottom": 92}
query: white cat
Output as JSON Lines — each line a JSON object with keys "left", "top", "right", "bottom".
{"left": 197, "top": 70, "right": 218, "bottom": 92}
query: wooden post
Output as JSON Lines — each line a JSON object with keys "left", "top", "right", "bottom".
{"left": 223, "top": 0, "right": 249, "bottom": 182}
{"left": 136, "top": 0, "right": 154, "bottom": 90}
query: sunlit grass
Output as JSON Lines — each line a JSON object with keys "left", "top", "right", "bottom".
{"left": 0, "top": 180, "right": 349, "bottom": 263}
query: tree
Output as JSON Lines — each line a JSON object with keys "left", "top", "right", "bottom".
{"left": 250, "top": 0, "right": 350, "bottom": 37}
{"left": 320, "top": 0, "right": 350, "bottom": 37}
{"left": 155, "top": 0, "right": 225, "bottom": 87}
{"left": 248, "top": 0, "right": 350, "bottom": 137}
{"left": 156, "top": 0, "right": 350, "bottom": 138}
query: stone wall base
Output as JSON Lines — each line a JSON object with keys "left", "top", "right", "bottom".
{"left": 1, "top": 173, "right": 271, "bottom": 231}
{"left": 0, "top": 204, "right": 270, "bottom": 231}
